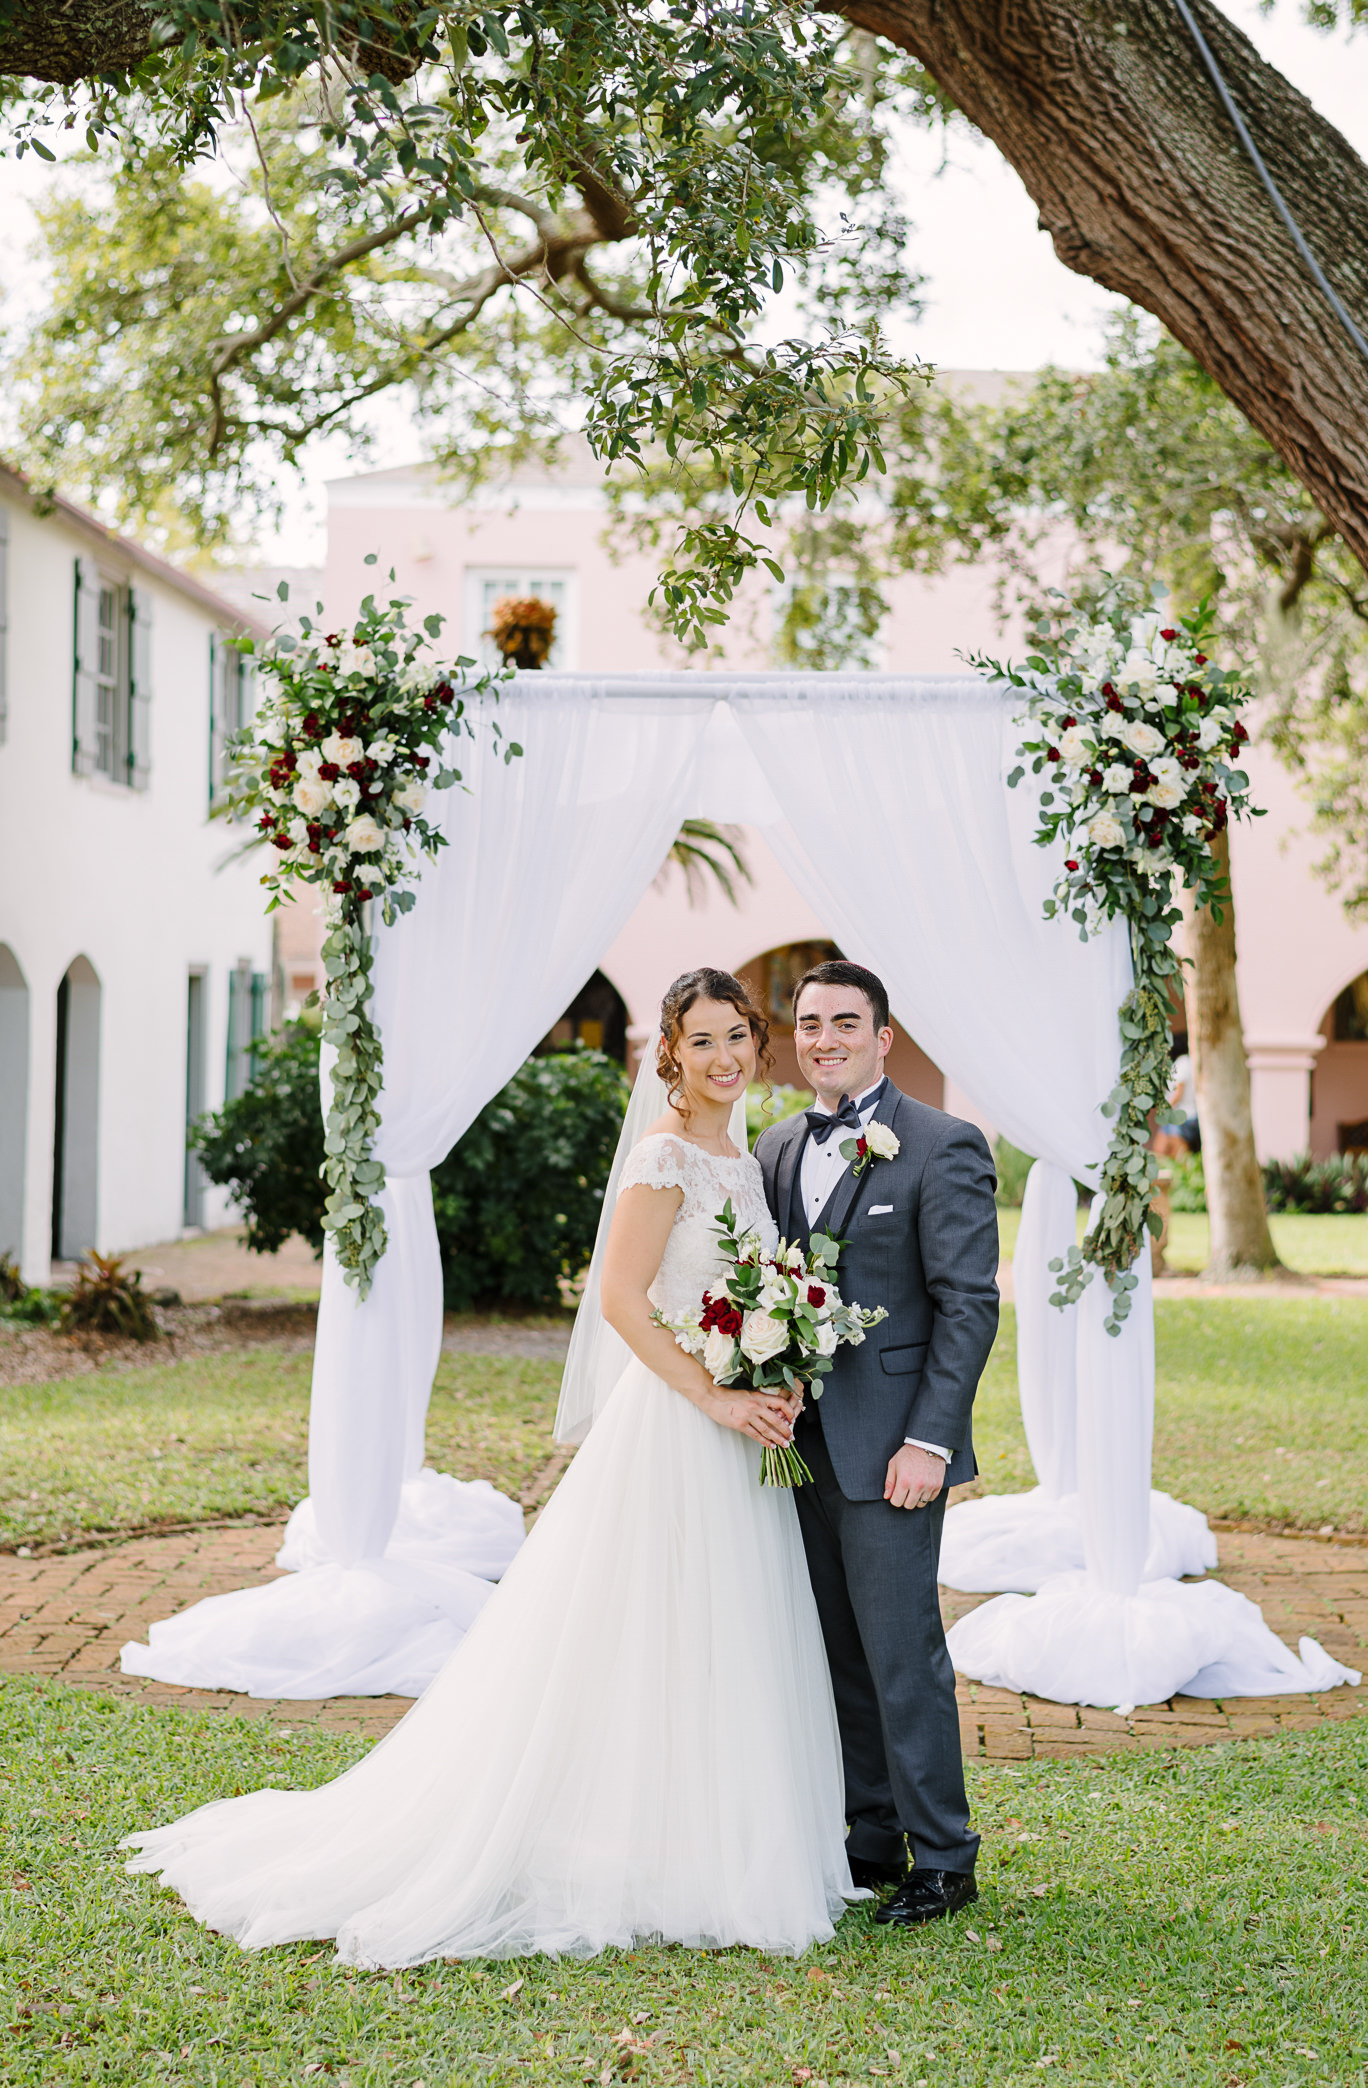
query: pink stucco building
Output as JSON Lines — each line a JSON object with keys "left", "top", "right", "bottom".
{"left": 316, "top": 435, "right": 1368, "bottom": 1162}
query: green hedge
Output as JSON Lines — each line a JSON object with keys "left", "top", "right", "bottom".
{"left": 193, "top": 1021, "right": 628, "bottom": 1310}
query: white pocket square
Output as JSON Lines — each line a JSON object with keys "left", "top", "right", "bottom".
{"left": 868, "top": 1204, "right": 894, "bottom": 1215}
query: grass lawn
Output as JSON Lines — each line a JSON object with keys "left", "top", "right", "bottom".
{"left": 1, "top": 1679, "right": 1364, "bottom": 2086}
{"left": 7, "top": 1301, "right": 1368, "bottom": 1551}
{"left": 0, "top": 1348, "right": 564, "bottom": 1553}
{"left": 970, "top": 1298, "right": 1368, "bottom": 1535}
{"left": 993, "top": 1206, "right": 1368, "bottom": 1275}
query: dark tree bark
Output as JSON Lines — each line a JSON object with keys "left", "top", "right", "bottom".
{"left": 835, "top": 0, "right": 1368, "bottom": 562}
{"left": 0, "top": 3, "right": 154, "bottom": 82}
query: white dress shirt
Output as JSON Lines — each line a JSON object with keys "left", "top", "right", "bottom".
{"left": 800, "top": 1082, "right": 951, "bottom": 1472}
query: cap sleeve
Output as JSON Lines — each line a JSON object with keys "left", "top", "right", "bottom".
{"left": 617, "top": 1134, "right": 694, "bottom": 1197}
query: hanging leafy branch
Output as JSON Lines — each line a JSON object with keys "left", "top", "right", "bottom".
{"left": 1, "top": 4, "right": 931, "bottom": 639}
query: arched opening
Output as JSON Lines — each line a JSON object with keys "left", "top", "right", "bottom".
{"left": 537, "top": 969, "right": 629, "bottom": 1063}
{"left": 737, "top": 939, "right": 944, "bottom": 1105}
{"left": 51, "top": 956, "right": 101, "bottom": 1263}
{"left": 0, "top": 944, "right": 30, "bottom": 1263}
{"left": 1312, "top": 970, "right": 1368, "bottom": 1156}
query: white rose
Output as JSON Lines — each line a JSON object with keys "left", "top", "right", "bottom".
{"left": 344, "top": 814, "right": 385, "bottom": 854}
{"left": 292, "top": 777, "right": 334, "bottom": 817}
{"left": 1196, "top": 714, "right": 1228, "bottom": 750}
{"left": 813, "top": 1320, "right": 838, "bottom": 1358}
{"left": 393, "top": 778, "right": 429, "bottom": 817}
{"left": 1149, "top": 756, "right": 1184, "bottom": 790}
{"left": 863, "top": 1122, "right": 900, "bottom": 1161}
{"left": 1088, "top": 812, "right": 1126, "bottom": 850}
{"left": 702, "top": 1326, "right": 738, "bottom": 1381}
{"left": 1150, "top": 781, "right": 1185, "bottom": 809}
{"left": 322, "top": 733, "right": 365, "bottom": 767}
{"left": 1057, "top": 726, "right": 1091, "bottom": 767}
{"left": 337, "top": 641, "right": 376, "bottom": 678}
{"left": 1118, "top": 650, "right": 1159, "bottom": 695}
{"left": 739, "top": 1309, "right": 789, "bottom": 1366}
{"left": 1102, "top": 763, "right": 1132, "bottom": 794}
{"left": 287, "top": 816, "right": 310, "bottom": 846}
{"left": 295, "top": 749, "right": 323, "bottom": 782}
{"left": 1119, "top": 719, "right": 1165, "bottom": 758}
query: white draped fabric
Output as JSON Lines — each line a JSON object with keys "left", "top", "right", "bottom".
{"left": 122, "top": 673, "right": 1358, "bottom": 1711}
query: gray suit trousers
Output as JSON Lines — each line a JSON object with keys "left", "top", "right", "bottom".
{"left": 796, "top": 1413, "right": 979, "bottom": 1875}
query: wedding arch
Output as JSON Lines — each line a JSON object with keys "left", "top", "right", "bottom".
{"left": 122, "top": 669, "right": 1357, "bottom": 1710}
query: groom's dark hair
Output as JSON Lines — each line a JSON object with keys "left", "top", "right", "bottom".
{"left": 792, "top": 959, "right": 890, "bottom": 1034}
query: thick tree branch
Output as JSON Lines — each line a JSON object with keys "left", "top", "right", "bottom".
{"left": 834, "top": 0, "right": 1368, "bottom": 568}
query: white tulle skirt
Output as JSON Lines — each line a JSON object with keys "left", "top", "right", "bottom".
{"left": 125, "top": 1360, "right": 856, "bottom": 1965}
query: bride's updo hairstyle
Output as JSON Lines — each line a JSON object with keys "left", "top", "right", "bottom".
{"left": 657, "top": 968, "right": 773, "bottom": 1121}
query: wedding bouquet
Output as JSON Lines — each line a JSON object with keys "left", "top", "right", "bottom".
{"left": 653, "top": 1199, "right": 888, "bottom": 1486}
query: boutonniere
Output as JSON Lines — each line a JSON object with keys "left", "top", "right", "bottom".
{"left": 840, "top": 1122, "right": 900, "bottom": 1179}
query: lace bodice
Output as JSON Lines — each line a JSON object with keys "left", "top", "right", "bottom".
{"left": 617, "top": 1133, "right": 778, "bottom": 1318}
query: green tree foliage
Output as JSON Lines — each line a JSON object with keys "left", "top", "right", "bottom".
{"left": 430, "top": 1045, "right": 627, "bottom": 1310}
{"left": 193, "top": 1016, "right": 628, "bottom": 1308}
{"left": 192, "top": 1015, "right": 329, "bottom": 1254}
{"left": 1, "top": 7, "right": 944, "bottom": 645}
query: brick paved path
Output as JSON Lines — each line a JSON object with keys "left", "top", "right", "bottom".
{"left": 2, "top": 1519, "right": 1365, "bottom": 1756}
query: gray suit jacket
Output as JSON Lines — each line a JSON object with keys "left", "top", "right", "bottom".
{"left": 755, "top": 1082, "right": 1000, "bottom": 1501}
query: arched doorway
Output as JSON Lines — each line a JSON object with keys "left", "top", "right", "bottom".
{"left": 1312, "top": 971, "right": 1368, "bottom": 1155}
{"left": 52, "top": 956, "right": 101, "bottom": 1263}
{"left": 737, "top": 939, "right": 945, "bottom": 1104}
{"left": 0, "top": 945, "right": 29, "bottom": 1263}
{"left": 538, "top": 969, "right": 629, "bottom": 1063}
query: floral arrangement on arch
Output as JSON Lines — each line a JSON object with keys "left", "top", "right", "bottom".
{"left": 976, "top": 585, "right": 1260, "bottom": 1333}
{"left": 221, "top": 559, "right": 517, "bottom": 1298}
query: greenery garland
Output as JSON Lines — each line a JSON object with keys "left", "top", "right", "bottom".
{"left": 976, "top": 582, "right": 1260, "bottom": 1333}
{"left": 222, "top": 561, "right": 511, "bottom": 1298}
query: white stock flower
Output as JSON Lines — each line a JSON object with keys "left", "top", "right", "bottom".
{"left": 1103, "top": 763, "right": 1132, "bottom": 794}
{"left": 344, "top": 814, "right": 385, "bottom": 854}
{"left": 1057, "top": 726, "right": 1091, "bottom": 767}
{"left": 367, "top": 738, "right": 399, "bottom": 766}
{"left": 1181, "top": 813, "right": 1204, "bottom": 837}
{"left": 863, "top": 1123, "right": 900, "bottom": 1161}
{"left": 1150, "top": 781, "right": 1184, "bottom": 809}
{"left": 322, "top": 733, "right": 364, "bottom": 767}
{"left": 702, "top": 1326, "right": 738, "bottom": 1381}
{"left": 292, "top": 778, "right": 334, "bottom": 818}
{"left": 1088, "top": 812, "right": 1126, "bottom": 850}
{"left": 393, "top": 778, "right": 429, "bottom": 817}
{"left": 739, "top": 1309, "right": 789, "bottom": 1366}
{"left": 1119, "top": 719, "right": 1165, "bottom": 758}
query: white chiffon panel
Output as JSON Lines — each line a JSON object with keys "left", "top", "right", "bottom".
{"left": 126, "top": 1357, "right": 853, "bottom": 1963}
{"left": 122, "top": 683, "right": 716, "bottom": 1699}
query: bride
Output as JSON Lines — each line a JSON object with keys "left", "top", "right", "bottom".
{"left": 125, "top": 967, "right": 858, "bottom": 1965}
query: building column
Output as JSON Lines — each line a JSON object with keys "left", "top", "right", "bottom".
{"left": 1245, "top": 1033, "right": 1326, "bottom": 1162}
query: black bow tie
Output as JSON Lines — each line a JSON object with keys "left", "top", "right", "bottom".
{"left": 805, "top": 1093, "right": 866, "bottom": 1145}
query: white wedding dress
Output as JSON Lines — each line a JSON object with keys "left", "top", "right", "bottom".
{"left": 125, "top": 1134, "right": 855, "bottom": 1965}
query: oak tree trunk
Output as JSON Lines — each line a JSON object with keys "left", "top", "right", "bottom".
{"left": 837, "top": 0, "right": 1368, "bottom": 562}
{"left": 1184, "top": 831, "right": 1281, "bottom": 1275}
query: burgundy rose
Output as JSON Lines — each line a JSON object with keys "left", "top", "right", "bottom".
{"left": 1194, "top": 653, "right": 1208, "bottom": 665}
{"left": 270, "top": 832, "right": 292, "bottom": 851}
{"left": 1160, "top": 628, "right": 1178, "bottom": 642}
{"left": 319, "top": 762, "right": 341, "bottom": 782}
{"left": 806, "top": 1284, "right": 827, "bottom": 1308}
{"left": 1046, "top": 747, "right": 1061, "bottom": 762}
{"left": 1065, "top": 858, "right": 1079, "bottom": 872}
{"left": 302, "top": 712, "right": 322, "bottom": 738}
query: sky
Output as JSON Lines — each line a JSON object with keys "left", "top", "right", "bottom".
{"left": 1, "top": 0, "right": 1366, "bottom": 564}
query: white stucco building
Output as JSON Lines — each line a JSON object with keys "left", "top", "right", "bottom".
{"left": 0, "top": 466, "right": 273, "bottom": 1284}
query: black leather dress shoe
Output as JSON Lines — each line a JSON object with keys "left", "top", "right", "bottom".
{"left": 874, "top": 1867, "right": 978, "bottom": 1927}
{"left": 847, "top": 1855, "right": 909, "bottom": 1893}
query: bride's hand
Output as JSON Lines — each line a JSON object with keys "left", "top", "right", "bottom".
{"left": 710, "top": 1387, "right": 801, "bottom": 1447}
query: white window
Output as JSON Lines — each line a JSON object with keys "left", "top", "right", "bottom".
{"left": 94, "top": 577, "right": 128, "bottom": 780}
{"left": 463, "top": 567, "right": 576, "bottom": 670}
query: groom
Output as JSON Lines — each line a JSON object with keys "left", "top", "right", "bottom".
{"left": 756, "top": 959, "right": 999, "bottom": 1927}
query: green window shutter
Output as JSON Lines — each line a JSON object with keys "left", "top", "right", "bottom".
{"left": 208, "top": 632, "right": 223, "bottom": 804}
{"left": 129, "top": 584, "right": 153, "bottom": 789}
{"left": 0, "top": 505, "right": 9, "bottom": 746}
{"left": 225, "top": 965, "right": 242, "bottom": 1101}
{"left": 72, "top": 556, "right": 100, "bottom": 777}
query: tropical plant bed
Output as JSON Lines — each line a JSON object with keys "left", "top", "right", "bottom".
{"left": 1, "top": 1678, "right": 1363, "bottom": 2088}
